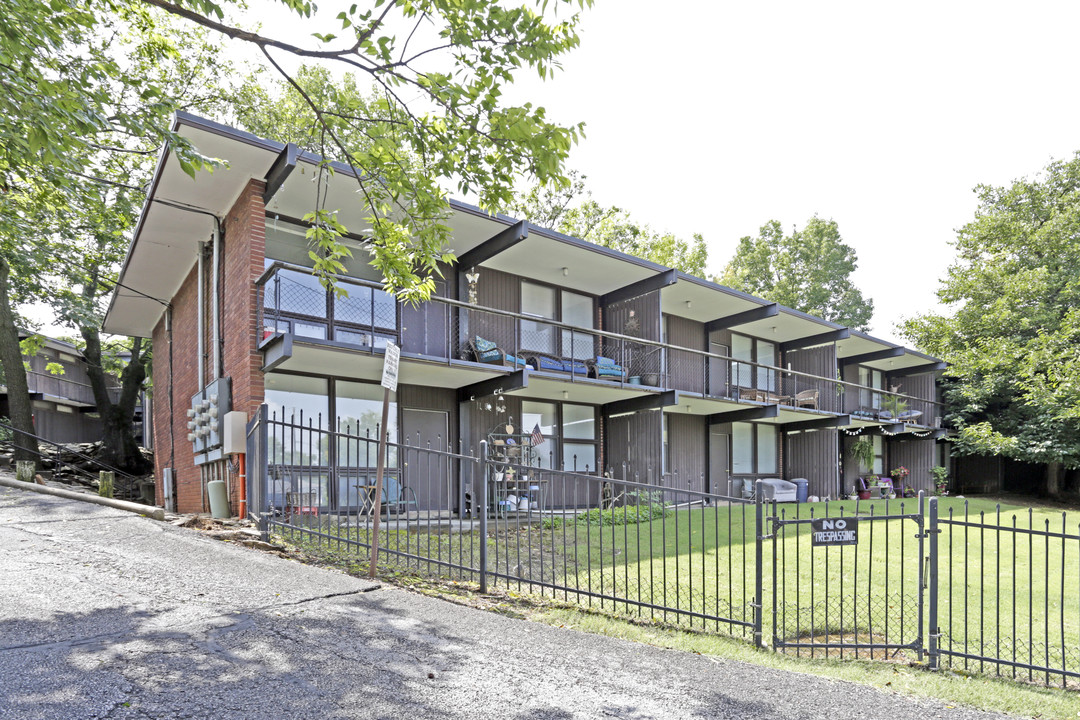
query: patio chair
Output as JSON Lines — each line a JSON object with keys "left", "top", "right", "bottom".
{"left": 795, "top": 389, "right": 819, "bottom": 409}
{"left": 524, "top": 352, "right": 588, "bottom": 376}
{"left": 585, "top": 355, "right": 628, "bottom": 381}
{"left": 381, "top": 476, "right": 420, "bottom": 517}
{"left": 284, "top": 492, "right": 319, "bottom": 522}
{"left": 467, "top": 336, "right": 532, "bottom": 369}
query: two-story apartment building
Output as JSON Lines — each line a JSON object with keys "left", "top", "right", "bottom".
{"left": 1, "top": 335, "right": 129, "bottom": 445}
{"left": 103, "top": 113, "right": 945, "bottom": 515}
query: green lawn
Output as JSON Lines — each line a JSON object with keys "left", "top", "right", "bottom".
{"left": 276, "top": 495, "right": 1080, "bottom": 686}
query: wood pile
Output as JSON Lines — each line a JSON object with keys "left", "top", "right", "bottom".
{"left": 0, "top": 441, "right": 153, "bottom": 502}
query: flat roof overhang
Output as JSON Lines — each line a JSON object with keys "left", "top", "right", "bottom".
{"left": 104, "top": 111, "right": 942, "bottom": 372}
{"left": 260, "top": 334, "right": 511, "bottom": 389}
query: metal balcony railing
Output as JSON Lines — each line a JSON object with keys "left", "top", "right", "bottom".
{"left": 255, "top": 262, "right": 942, "bottom": 425}
{"left": 24, "top": 370, "right": 120, "bottom": 406}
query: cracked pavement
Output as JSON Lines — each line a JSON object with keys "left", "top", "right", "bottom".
{"left": 0, "top": 485, "right": 1016, "bottom": 719}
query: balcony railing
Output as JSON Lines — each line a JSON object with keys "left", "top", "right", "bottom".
{"left": 25, "top": 370, "right": 120, "bottom": 407}
{"left": 256, "top": 262, "right": 942, "bottom": 425}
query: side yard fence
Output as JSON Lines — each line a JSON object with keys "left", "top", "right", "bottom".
{"left": 245, "top": 404, "right": 1078, "bottom": 690}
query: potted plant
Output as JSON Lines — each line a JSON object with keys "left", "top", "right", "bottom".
{"left": 880, "top": 394, "right": 909, "bottom": 420}
{"left": 849, "top": 437, "right": 875, "bottom": 497}
{"left": 930, "top": 465, "right": 949, "bottom": 496}
{"left": 890, "top": 465, "right": 909, "bottom": 497}
{"left": 855, "top": 474, "right": 877, "bottom": 500}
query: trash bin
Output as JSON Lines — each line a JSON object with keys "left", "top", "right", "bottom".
{"left": 207, "top": 479, "right": 230, "bottom": 519}
{"left": 791, "top": 478, "right": 809, "bottom": 503}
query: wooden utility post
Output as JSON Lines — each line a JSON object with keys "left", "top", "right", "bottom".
{"left": 369, "top": 341, "right": 400, "bottom": 579}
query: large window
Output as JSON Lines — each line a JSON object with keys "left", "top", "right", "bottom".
{"left": 265, "top": 374, "right": 330, "bottom": 504}
{"left": 335, "top": 380, "right": 398, "bottom": 509}
{"left": 858, "top": 366, "right": 884, "bottom": 409}
{"left": 730, "top": 421, "right": 778, "bottom": 475}
{"left": 520, "top": 281, "right": 594, "bottom": 359}
{"left": 561, "top": 290, "right": 594, "bottom": 360}
{"left": 731, "top": 334, "right": 777, "bottom": 391}
{"left": 521, "top": 400, "right": 598, "bottom": 473}
{"left": 262, "top": 228, "right": 399, "bottom": 348}
{"left": 521, "top": 282, "right": 557, "bottom": 354}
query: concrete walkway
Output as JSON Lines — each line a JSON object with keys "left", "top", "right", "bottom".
{"left": 0, "top": 485, "right": 1011, "bottom": 720}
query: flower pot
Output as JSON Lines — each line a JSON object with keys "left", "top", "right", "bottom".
{"left": 857, "top": 490, "right": 872, "bottom": 500}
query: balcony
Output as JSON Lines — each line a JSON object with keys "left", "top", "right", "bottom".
{"left": 24, "top": 370, "right": 119, "bottom": 408}
{"left": 256, "top": 262, "right": 942, "bottom": 428}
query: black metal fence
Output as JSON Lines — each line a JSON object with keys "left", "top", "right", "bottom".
{"left": 929, "top": 500, "right": 1080, "bottom": 688}
{"left": 483, "top": 450, "right": 762, "bottom": 639}
{"left": 244, "top": 405, "right": 1078, "bottom": 690}
{"left": 770, "top": 497, "right": 926, "bottom": 661}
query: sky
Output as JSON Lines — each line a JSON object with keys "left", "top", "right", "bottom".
{"left": 30, "top": 1, "right": 1080, "bottom": 346}
{"left": 490, "top": 0, "right": 1080, "bottom": 343}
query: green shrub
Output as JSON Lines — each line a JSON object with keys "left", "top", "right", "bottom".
{"left": 543, "top": 499, "right": 670, "bottom": 529}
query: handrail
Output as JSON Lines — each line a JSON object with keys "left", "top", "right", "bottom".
{"left": 256, "top": 261, "right": 943, "bottom": 409}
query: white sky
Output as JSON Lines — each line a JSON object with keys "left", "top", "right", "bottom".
{"left": 30, "top": 1, "right": 1080, "bottom": 346}
{"left": 495, "top": 0, "right": 1080, "bottom": 343}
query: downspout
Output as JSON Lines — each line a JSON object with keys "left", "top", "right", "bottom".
{"left": 211, "top": 222, "right": 222, "bottom": 380}
{"left": 197, "top": 241, "right": 206, "bottom": 387}
{"left": 196, "top": 241, "right": 206, "bottom": 513}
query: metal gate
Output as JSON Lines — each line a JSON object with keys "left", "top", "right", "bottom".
{"left": 769, "top": 495, "right": 928, "bottom": 660}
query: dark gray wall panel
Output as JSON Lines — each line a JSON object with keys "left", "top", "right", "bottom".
{"left": 784, "top": 428, "right": 839, "bottom": 498}
{"left": 888, "top": 436, "right": 935, "bottom": 494}
{"left": 667, "top": 412, "right": 706, "bottom": 494}
{"left": 784, "top": 344, "right": 839, "bottom": 412}
{"left": 605, "top": 408, "right": 662, "bottom": 485}
{"left": 666, "top": 315, "right": 706, "bottom": 394}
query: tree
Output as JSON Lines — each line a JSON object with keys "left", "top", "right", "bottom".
{"left": 719, "top": 217, "right": 875, "bottom": 330}
{"left": 4, "top": 0, "right": 587, "bottom": 471}
{"left": 144, "top": 0, "right": 591, "bottom": 301}
{"left": 0, "top": 4, "right": 227, "bottom": 471}
{"left": 902, "top": 154, "right": 1080, "bottom": 496}
{"left": 505, "top": 171, "right": 709, "bottom": 275}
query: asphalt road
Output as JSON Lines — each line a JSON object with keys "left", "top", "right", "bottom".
{"left": 0, "top": 484, "right": 1014, "bottom": 720}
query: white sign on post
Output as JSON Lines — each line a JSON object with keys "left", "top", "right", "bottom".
{"left": 381, "top": 340, "right": 400, "bottom": 391}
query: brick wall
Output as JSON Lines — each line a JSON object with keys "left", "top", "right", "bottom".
{"left": 222, "top": 179, "right": 267, "bottom": 511}
{"left": 152, "top": 179, "right": 267, "bottom": 514}
{"left": 152, "top": 263, "right": 202, "bottom": 512}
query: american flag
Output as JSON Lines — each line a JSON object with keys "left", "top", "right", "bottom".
{"left": 530, "top": 423, "right": 545, "bottom": 447}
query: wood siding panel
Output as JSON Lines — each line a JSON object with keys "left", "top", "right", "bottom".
{"left": 666, "top": 315, "right": 706, "bottom": 394}
{"left": 401, "top": 279, "right": 449, "bottom": 357}
{"left": 784, "top": 344, "right": 839, "bottom": 412}
{"left": 668, "top": 413, "right": 706, "bottom": 494}
{"left": 466, "top": 267, "right": 521, "bottom": 359}
{"left": 784, "top": 428, "right": 840, "bottom": 498}
{"left": 888, "top": 437, "right": 935, "bottom": 494}
{"left": 602, "top": 291, "right": 661, "bottom": 379}
{"left": 889, "top": 372, "right": 939, "bottom": 426}
{"left": 605, "top": 408, "right": 662, "bottom": 485}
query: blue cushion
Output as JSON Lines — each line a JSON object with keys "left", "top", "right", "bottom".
{"left": 475, "top": 337, "right": 497, "bottom": 353}
{"left": 535, "top": 356, "right": 563, "bottom": 371}
{"left": 596, "top": 365, "right": 624, "bottom": 377}
{"left": 564, "top": 361, "right": 588, "bottom": 375}
{"left": 478, "top": 348, "right": 501, "bottom": 361}
{"left": 595, "top": 356, "right": 616, "bottom": 367}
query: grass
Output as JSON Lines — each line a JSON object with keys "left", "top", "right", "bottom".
{"left": 272, "top": 495, "right": 1080, "bottom": 693}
